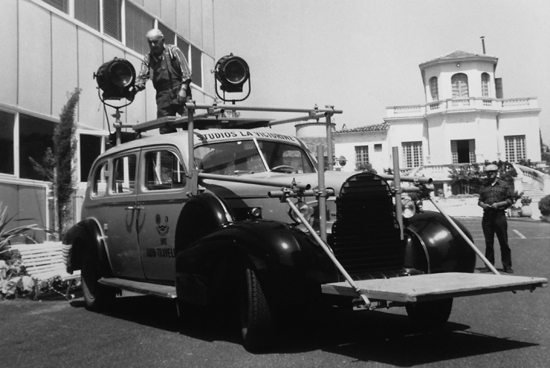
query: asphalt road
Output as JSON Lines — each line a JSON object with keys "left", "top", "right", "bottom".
{"left": 1, "top": 219, "right": 548, "bottom": 368}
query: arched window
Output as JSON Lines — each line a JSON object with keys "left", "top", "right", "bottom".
{"left": 451, "top": 73, "right": 469, "bottom": 98}
{"left": 481, "top": 73, "right": 490, "bottom": 97}
{"left": 429, "top": 77, "right": 439, "bottom": 100}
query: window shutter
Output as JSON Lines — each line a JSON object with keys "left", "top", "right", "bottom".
{"left": 495, "top": 78, "right": 504, "bottom": 99}
{"left": 125, "top": 3, "right": 153, "bottom": 55}
{"left": 103, "top": 0, "right": 122, "bottom": 41}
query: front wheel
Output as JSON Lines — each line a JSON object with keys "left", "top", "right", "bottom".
{"left": 240, "top": 266, "right": 274, "bottom": 352}
{"left": 81, "top": 246, "right": 116, "bottom": 312}
{"left": 406, "top": 298, "right": 453, "bottom": 331}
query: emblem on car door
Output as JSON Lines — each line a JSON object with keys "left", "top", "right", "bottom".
{"left": 155, "top": 214, "right": 170, "bottom": 245}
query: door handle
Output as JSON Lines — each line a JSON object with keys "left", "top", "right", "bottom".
{"left": 125, "top": 205, "right": 144, "bottom": 211}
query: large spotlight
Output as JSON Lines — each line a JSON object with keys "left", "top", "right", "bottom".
{"left": 214, "top": 54, "right": 251, "bottom": 102}
{"left": 94, "top": 57, "right": 136, "bottom": 102}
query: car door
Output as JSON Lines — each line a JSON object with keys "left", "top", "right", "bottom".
{"left": 104, "top": 150, "right": 144, "bottom": 279}
{"left": 136, "top": 147, "right": 188, "bottom": 282}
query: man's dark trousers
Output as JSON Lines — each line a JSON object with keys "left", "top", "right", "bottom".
{"left": 482, "top": 210, "right": 512, "bottom": 268}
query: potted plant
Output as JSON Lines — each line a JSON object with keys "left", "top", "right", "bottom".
{"left": 520, "top": 195, "right": 533, "bottom": 217}
{"left": 508, "top": 191, "right": 523, "bottom": 217}
{"left": 539, "top": 194, "right": 550, "bottom": 222}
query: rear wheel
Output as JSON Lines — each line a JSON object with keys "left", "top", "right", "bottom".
{"left": 81, "top": 245, "right": 116, "bottom": 312}
{"left": 240, "top": 266, "right": 274, "bottom": 352}
{"left": 406, "top": 298, "right": 453, "bottom": 331}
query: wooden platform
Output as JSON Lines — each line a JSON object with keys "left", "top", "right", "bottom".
{"left": 321, "top": 272, "right": 548, "bottom": 303}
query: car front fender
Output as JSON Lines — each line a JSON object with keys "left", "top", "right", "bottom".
{"left": 175, "top": 220, "right": 327, "bottom": 309}
{"left": 405, "top": 211, "right": 476, "bottom": 274}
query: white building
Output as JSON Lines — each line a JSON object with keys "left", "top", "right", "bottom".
{"left": 0, "top": 0, "right": 216, "bottom": 240}
{"left": 335, "top": 50, "right": 542, "bottom": 189}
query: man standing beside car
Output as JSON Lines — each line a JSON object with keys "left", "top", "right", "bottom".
{"left": 134, "top": 29, "right": 192, "bottom": 133}
{"left": 478, "top": 163, "right": 514, "bottom": 273}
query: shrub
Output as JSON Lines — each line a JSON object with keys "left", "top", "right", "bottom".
{"left": 538, "top": 194, "right": 550, "bottom": 216}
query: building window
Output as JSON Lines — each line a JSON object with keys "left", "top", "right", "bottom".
{"left": 355, "top": 145, "right": 369, "bottom": 170}
{"left": 177, "top": 36, "right": 190, "bottom": 58}
{"left": 191, "top": 45, "right": 203, "bottom": 88}
{"left": 19, "top": 115, "right": 55, "bottom": 181}
{"left": 374, "top": 143, "right": 382, "bottom": 152}
{"left": 103, "top": 0, "right": 122, "bottom": 41}
{"left": 74, "top": 0, "right": 100, "bottom": 30}
{"left": 125, "top": 2, "right": 154, "bottom": 55}
{"left": 481, "top": 73, "right": 490, "bottom": 97}
{"left": 505, "top": 135, "right": 526, "bottom": 163}
{"left": 451, "top": 73, "right": 469, "bottom": 98}
{"left": 42, "top": 0, "right": 68, "bottom": 13}
{"left": 0, "top": 111, "right": 15, "bottom": 175}
{"left": 402, "top": 142, "right": 422, "bottom": 168}
{"left": 429, "top": 77, "right": 439, "bottom": 101}
{"left": 80, "top": 134, "right": 103, "bottom": 182}
{"left": 158, "top": 22, "right": 176, "bottom": 46}
{"left": 451, "top": 139, "right": 476, "bottom": 164}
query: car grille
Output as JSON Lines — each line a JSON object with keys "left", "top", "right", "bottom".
{"left": 331, "top": 173, "right": 405, "bottom": 278}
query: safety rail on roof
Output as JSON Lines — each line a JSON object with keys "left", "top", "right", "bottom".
{"left": 131, "top": 102, "right": 343, "bottom": 134}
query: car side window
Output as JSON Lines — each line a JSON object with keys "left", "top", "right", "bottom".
{"left": 144, "top": 150, "right": 186, "bottom": 190}
{"left": 91, "top": 161, "right": 109, "bottom": 197}
{"left": 112, "top": 154, "right": 137, "bottom": 194}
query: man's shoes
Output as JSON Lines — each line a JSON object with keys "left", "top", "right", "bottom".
{"left": 503, "top": 267, "right": 514, "bottom": 274}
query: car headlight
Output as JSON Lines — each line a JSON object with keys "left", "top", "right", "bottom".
{"left": 402, "top": 199, "right": 417, "bottom": 218}
{"left": 288, "top": 200, "right": 315, "bottom": 225}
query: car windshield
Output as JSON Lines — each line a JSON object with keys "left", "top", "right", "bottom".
{"left": 194, "top": 139, "right": 315, "bottom": 175}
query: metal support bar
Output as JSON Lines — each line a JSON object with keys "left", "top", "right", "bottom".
{"left": 317, "top": 146, "right": 327, "bottom": 241}
{"left": 187, "top": 106, "right": 199, "bottom": 196}
{"left": 184, "top": 102, "right": 343, "bottom": 115}
{"left": 392, "top": 147, "right": 404, "bottom": 240}
{"left": 269, "top": 112, "right": 327, "bottom": 126}
{"left": 326, "top": 112, "right": 333, "bottom": 170}
{"left": 286, "top": 198, "right": 371, "bottom": 308}
{"left": 428, "top": 198, "right": 500, "bottom": 275}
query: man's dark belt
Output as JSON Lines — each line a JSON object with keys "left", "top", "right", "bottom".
{"left": 154, "top": 82, "right": 182, "bottom": 92}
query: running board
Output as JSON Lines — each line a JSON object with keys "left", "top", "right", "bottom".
{"left": 99, "top": 278, "right": 177, "bottom": 299}
{"left": 322, "top": 273, "right": 547, "bottom": 303}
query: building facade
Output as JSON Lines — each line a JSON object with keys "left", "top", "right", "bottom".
{"left": 0, "top": 0, "right": 216, "bottom": 240}
{"left": 335, "top": 50, "right": 542, "bottom": 187}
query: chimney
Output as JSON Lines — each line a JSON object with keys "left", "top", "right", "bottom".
{"left": 480, "top": 36, "right": 486, "bottom": 54}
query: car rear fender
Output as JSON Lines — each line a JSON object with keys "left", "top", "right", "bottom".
{"left": 63, "top": 218, "right": 112, "bottom": 276}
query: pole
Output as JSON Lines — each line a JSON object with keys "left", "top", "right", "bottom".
{"left": 326, "top": 113, "right": 333, "bottom": 170}
{"left": 392, "top": 147, "right": 404, "bottom": 240}
{"left": 317, "top": 146, "right": 327, "bottom": 241}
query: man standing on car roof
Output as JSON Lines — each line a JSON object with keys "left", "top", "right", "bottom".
{"left": 478, "top": 163, "right": 514, "bottom": 273}
{"left": 134, "top": 29, "right": 192, "bottom": 133}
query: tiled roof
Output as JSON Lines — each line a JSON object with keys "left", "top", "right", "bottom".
{"left": 335, "top": 122, "right": 389, "bottom": 134}
{"left": 420, "top": 50, "right": 497, "bottom": 66}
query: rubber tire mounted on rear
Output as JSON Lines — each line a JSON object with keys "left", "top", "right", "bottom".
{"left": 406, "top": 298, "right": 453, "bottom": 331}
{"left": 81, "top": 245, "right": 116, "bottom": 312}
{"left": 240, "top": 266, "right": 274, "bottom": 352}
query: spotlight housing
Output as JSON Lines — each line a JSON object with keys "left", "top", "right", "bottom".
{"left": 214, "top": 54, "right": 251, "bottom": 102}
{"left": 94, "top": 57, "right": 136, "bottom": 102}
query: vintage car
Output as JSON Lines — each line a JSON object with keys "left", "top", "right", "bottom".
{"left": 64, "top": 102, "right": 547, "bottom": 352}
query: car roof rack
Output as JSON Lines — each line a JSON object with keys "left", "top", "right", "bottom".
{"left": 131, "top": 102, "right": 343, "bottom": 135}
{"left": 133, "top": 115, "right": 272, "bottom": 134}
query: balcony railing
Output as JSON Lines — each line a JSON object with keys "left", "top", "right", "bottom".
{"left": 386, "top": 97, "right": 539, "bottom": 117}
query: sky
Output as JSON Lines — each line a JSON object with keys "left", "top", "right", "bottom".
{"left": 213, "top": 0, "right": 550, "bottom": 145}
